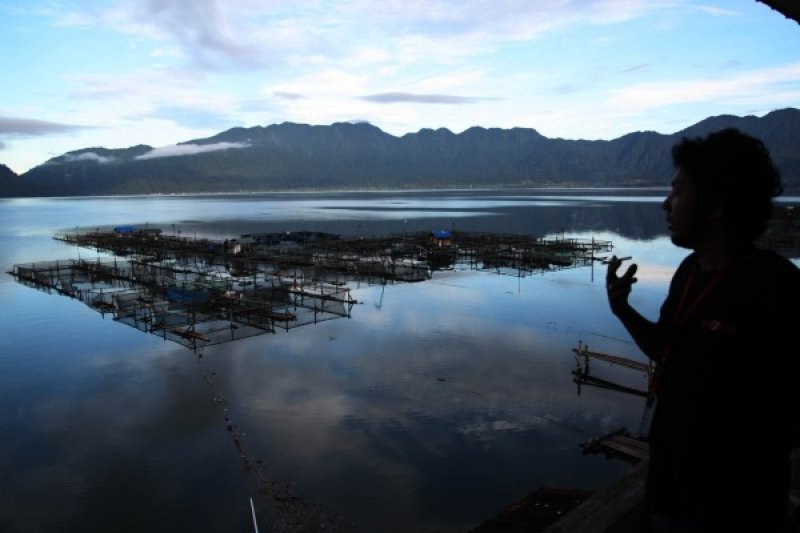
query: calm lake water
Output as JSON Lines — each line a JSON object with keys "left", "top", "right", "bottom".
{"left": 1, "top": 189, "right": 796, "bottom": 532}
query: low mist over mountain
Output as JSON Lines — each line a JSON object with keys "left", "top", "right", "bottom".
{"left": 3, "top": 108, "right": 799, "bottom": 197}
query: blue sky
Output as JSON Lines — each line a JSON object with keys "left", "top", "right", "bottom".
{"left": 1, "top": 0, "right": 798, "bottom": 174}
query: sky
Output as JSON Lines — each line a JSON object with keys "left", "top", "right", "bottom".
{"left": 0, "top": 0, "right": 798, "bottom": 175}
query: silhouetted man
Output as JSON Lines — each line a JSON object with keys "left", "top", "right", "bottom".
{"left": 606, "top": 128, "right": 799, "bottom": 532}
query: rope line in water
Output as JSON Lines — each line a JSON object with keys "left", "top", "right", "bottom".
{"left": 194, "top": 349, "right": 356, "bottom": 532}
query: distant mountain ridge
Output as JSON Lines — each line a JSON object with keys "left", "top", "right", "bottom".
{"left": 2, "top": 108, "right": 799, "bottom": 197}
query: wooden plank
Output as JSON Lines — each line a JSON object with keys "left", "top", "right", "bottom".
{"left": 611, "top": 435, "right": 650, "bottom": 453}
{"left": 573, "top": 348, "right": 652, "bottom": 374}
{"left": 600, "top": 439, "right": 648, "bottom": 461}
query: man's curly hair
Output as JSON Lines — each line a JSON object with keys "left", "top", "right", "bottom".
{"left": 671, "top": 128, "right": 783, "bottom": 241}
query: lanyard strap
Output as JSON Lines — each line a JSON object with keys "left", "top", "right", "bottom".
{"left": 649, "top": 263, "right": 732, "bottom": 396}
{"left": 673, "top": 266, "right": 730, "bottom": 329}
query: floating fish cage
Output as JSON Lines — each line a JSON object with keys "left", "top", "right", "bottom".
{"left": 11, "top": 228, "right": 614, "bottom": 350}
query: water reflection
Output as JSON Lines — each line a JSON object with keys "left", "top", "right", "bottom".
{"left": 11, "top": 258, "right": 355, "bottom": 350}
{"left": 200, "top": 276, "right": 646, "bottom": 531}
{"left": 1, "top": 189, "right": 674, "bottom": 247}
{"left": 3, "top": 191, "right": 795, "bottom": 532}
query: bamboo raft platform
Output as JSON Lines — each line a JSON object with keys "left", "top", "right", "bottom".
{"left": 572, "top": 343, "right": 653, "bottom": 376}
{"left": 571, "top": 342, "right": 653, "bottom": 398}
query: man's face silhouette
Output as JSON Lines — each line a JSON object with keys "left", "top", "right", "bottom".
{"left": 663, "top": 167, "right": 703, "bottom": 250}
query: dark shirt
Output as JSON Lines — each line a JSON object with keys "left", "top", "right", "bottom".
{"left": 647, "top": 247, "right": 800, "bottom": 529}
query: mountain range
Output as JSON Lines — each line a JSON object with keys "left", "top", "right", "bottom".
{"left": 2, "top": 108, "right": 799, "bottom": 197}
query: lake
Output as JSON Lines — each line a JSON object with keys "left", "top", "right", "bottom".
{"left": 0, "top": 189, "right": 795, "bottom": 532}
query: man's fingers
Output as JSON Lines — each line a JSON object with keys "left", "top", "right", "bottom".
{"left": 606, "top": 255, "right": 621, "bottom": 281}
{"left": 607, "top": 261, "right": 638, "bottom": 291}
{"left": 622, "top": 263, "right": 638, "bottom": 282}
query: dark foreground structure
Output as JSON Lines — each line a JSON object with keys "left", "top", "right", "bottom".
{"left": 472, "top": 204, "right": 800, "bottom": 531}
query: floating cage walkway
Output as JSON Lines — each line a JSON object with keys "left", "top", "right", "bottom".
{"left": 52, "top": 227, "right": 614, "bottom": 281}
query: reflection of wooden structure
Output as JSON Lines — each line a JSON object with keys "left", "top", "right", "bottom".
{"left": 10, "top": 258, "right": 354, "bottom": 350}
{"left": 572, "top": 342, "right": 653, "bottom": 398}
{"left": 475, "top": 339, "right": 653, "bottom": 532}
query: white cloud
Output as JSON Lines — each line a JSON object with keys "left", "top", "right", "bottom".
{"left": 3, "top": 0, "right": 796, "bottom": 175}
{"left": 135, "top": 141, "right": 250, "bottom": 160}
{"left": 694, "top": 5, "right": 738, "bottom": 17}
{"left": 608, "top": 63, "right": 800, "bottom": 111}
{"left": 45, "top": 1, "right": 678, "bottom": 74}
{"left": 63, "top": 151, "right": 115, "bottom": 163}
{"left": 361, "top": 92, "right": 492, "bottom": 104}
